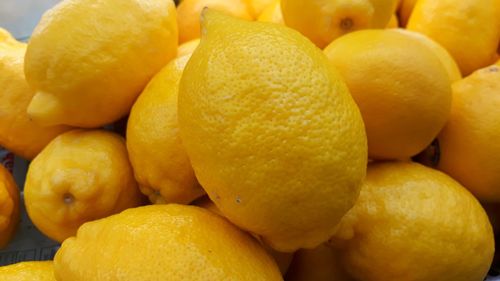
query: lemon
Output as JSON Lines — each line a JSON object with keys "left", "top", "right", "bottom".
{"left": 177, "top": 39, "right": 200, "bottom": 58}
{"left": 177, "top": 0, "right": 252, "bottom": 44}
{"left": 392, "top": 29, "right": 462, "bottom": 82}
{"left": 257, "top": 0, "right": 284, "bottom": 25}
{"left": 194, "top": 196, "right": 294, "bottom": 275}
{"left": 0, "top": 261, "right": 55, "bottom": 281}
{"left": 178, "top": 10, "right": 367, "bottom": 252}
{"left": 407, "top": 0, "right": 500, "bottom": 75}
{"left": 286, "top": 244, "right": 353, "bottom": 281}
{"left": 24, "top": 0, "right": 178, "bottom": 128}
{"left": 0, "top": 28, "right": 69, "bottom": 160}
{"left": 127, "top": 55, "right": 205, "bottom": 204}
{"left": 0, "top": 164, "right": 19, "bottom": 248}
{"left": 54, "top": 205, "right": 282, "bottom": 281}
{"left": 397, "top": 0, "right": 416, "bottom": 26}
{"left": 331, "top": 161, "right": 494, "bottom": 281}
{"left": 24, "top": 130, "right": 145, "bottom": 242}
{"left": 324, "top": 29, "right": 452, "bottom": 160}
{"left": 433, "top": 65, "right": 500, "bottom": 202}
{"left": 281, "top": 0, "right": 398, "bottom": 48}
{"left": 245, "top": 0, "right": 275, "bottom": 18}
{"left": 386, "top": 14, "right": 398, "bottom": 28}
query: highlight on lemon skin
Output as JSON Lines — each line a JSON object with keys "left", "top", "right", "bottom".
{"left": 281, "top": 0, "right": 398, "bottom": 48}
{"left": 24, "top": 130, "right": 145, "bottom": 243}
{"left": 178, "top": 9, "right": 367, "bottom": 252}
{"left": 24, "top": 0, "right": 178, "bottom": 128}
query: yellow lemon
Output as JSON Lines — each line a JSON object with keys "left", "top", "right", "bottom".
{"left": 24, "top": 0, "right": 178, "bottom": 128}
{"left": 331, "top": 161, "right": 494, "bottom": 281}
{"left": 257, "top": 0, "right": 284, "bottom": 25}
{"left": 178, "top": 10, "right": 367, "bottom": 252}
{"left": 397, "top": 0, "right": 417, "bottom": 26}
{"left": 392, "top": 29, "right": 462, "bottom": 83}
{"left": 127, "top": 55, "right": 205, "bottom": 204}
{"left": 177, "top": 39, "right": 200, "bottom": 58}
{"left": 407, "top": 0, "right": 500, "bottom": 75}
{"left": 24, "top": 130, "right": 145, "bottom": 242}
{"left": 281, "top": 0, "right": 398, "bottom": 48}
{"left": 0, "top": 164, "right": 19, "bottom": 248}
{"left": 0, "top": 28, "right": 69, "bottom": 160}
{"left": 245, "top": 0, "right": 275, "bottom": 18}
{"left": 386, "top": 14, "right": 399, "bottom": 28}
{"left": 324, "top": 29, "right": 452, "bottom": 160}
{"left": 433, "top": 65, "right": 500, "bottom": 202}
{"left": 194, "top": 196, "right": 294, "bottom": 275}
{"left": 286, "top": 244, "right": 353, "bottom": 281}
{"left": 0, "top": 261, "right": 55, "bottom": 281}
{"left": 177, "top": 0, "right": 252, "bottom": 44}
{"left": 54, "top": 205, "right": 283, "bottom": 281}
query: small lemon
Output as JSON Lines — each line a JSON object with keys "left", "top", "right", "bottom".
{"left": 0, "top": 28, "right": 69, "bottom": 160}
{"left": 331, "top": 161, "right": 494, "bottom": 281}
{"left": 281, "top": 0, "right": 398, "bottom": 48}
{"left": 177, "top": 39, "right": 200, "bottom": 58}
{"left": 0, "top": 164, "right": 19, "bottom": 248}
{"left": 324, "top": 29, "right": 452, "bottom": 160}
{"left": 434, "top": 65, "right": 500, "bottom": 202}
{"left": 0, "top": 261, "right": 55, "bottom": 281}
{"left": 178, "top": 10, "right": 367, "bottom": 252}
{"left": 127, "top": 55, "right": 205, "bottom": 204}
{"left": 257, "top": 0, "right": 284, "bottom": 25}
{"left": 177, "top": 0, "right": 252, "bottom": 44}
{"left": 407, "top": 0, "right": 500, "bottom": 75}
{"left": 24, "top": 130, "right": 145, "bottom": 242}
{"left": 24, "top": 0, "right": 178, "bottom": 128}
{"left": 54, "top": 205, "right": 283, "bottom": 281}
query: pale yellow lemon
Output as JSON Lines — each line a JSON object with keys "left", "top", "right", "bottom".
{"left": 24, "top": 130, "right": 145, "bottom": 242}
{"left": 0, "top": 261, "right": 55, "bottom": 281}
{"left": 24, "top": 0, "right": 178, "bottom": 128}
{"left": 281, "top": 0, "right": 398, "bottom": 48}
{"left": 178, "top": 10, "right": 367, "bottom": 252}
{"left": 324, "top": 29, "right": 452, "bottom": 160}
{"left": 407, "top": 0, "right": 500, "bottom": 75}
{"left": 127, "top": 55, "right": 205, "bottom": 204}
{"left": 177, "top": 0, "right": 252, "bottom": 43}
{"left": 0, "top": 164, "right": 19, "bottom": 248}
{"left": 0, "top": 28, "right": 69, "bottom": 160}
{"left": 331, "top": 161, "right": 494, "bottom": 281}
{"left": 435, "top": 65, "right": 500, "bottom": 202}
{"left": 54, "top": 205, "right": 283, "bottom": 280}
{"left": 177, "top": 39, "right": 200, "bottom": 58}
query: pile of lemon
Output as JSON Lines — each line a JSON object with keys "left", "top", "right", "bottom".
{"left": 0, "top": 0, "right": 499, "bottom": 280}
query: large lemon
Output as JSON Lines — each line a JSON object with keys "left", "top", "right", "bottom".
{"left": 54, "top": 205, "right": 282, "bottom": 280}
{"left": 178, "top": 10, "right": 367, "bottom": 252}
{"left": 24, "top": 0, "right": 178, "bottom": 128}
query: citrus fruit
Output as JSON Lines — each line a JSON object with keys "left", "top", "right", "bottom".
{"left": 286, "top": 244, "right": 353, "bottom": 281}
{"left": 331, "top": 161, "right": 494, "bottom": 281}
{"left": 397, "top": 0, "right": 417, "bottom": 26}
{"left": 0, "top": 164, "right": 19, "bottom": 248}
{"left": 0, "top": 28, "right": 69, "bottom": 160}
{"left": 386, "top": 14, "right": 398, "bottom": 28}
{"left": 177, "top": 0, "right": 252, "bottom": 44}
{"left": 54, "top": 205, "right": 283, "bottom": 281}
{"left": 324, "top": 29, "right": 452, "bottom": 160}
{"left": 407, "top": 0, "right": 500, "bottom": 75}
{"left": 281, "top": 0, "right": 398, "bottom": 48}
{"left": 245, "top": 0, "right": 275, "bottom": 18}
{"left": 0, "top": 261, "right": 55, "bottom": 281}
{"left": 127, "top": 55, "right": 205, "bottom": 204}
{"left": 177, "top": 39, "right": 200, "bottom": 58}
{"left": 433, "top": 65, "right": 500, "bottom": 202}
{"left": 24, "top": 0, "right": 178, "bottom": 128}
{"left": 393, "top": 29, "right": 462, "bottom": 82}
{"left": 178, "top": 10, "right": 367, "bottom": 252}
{"left": 24, "top": 130, "right": 144, "bottom": 242}
{"left": 257, "top": 0, "right": 283, "bottom": 25}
